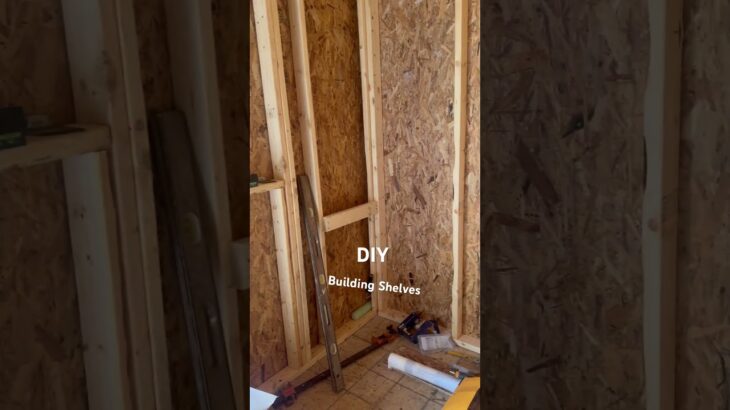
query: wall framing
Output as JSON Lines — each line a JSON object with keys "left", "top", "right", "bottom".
{"left": 60, "top": 0, "right": 172, "bottom": 407}
{"left": 450, "top": 0, "right": 479, "bottom": 354}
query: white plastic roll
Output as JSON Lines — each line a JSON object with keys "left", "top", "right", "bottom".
{"left": 387, "top": 353, "right": 461, "bottom": 393}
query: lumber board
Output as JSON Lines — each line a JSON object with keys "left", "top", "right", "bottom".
{"left": 642, "top": 0, "right": 682, "bottom": 409}
{"left": 269, "top": 188, "right": 303, "bottom": 368}
{"left": 63, "top": 152, "right": 131, "bottom": 410}
{"left": 114, "top": 0, "right": 173, "bottom": 406}
{"left": 60, "top": 0, "right": 166, "bottom": 407}
{"left": 162, "top": 0, "right": 243, "bottom": 405}
{"left": 323, "top": 202, "right": 376, "bottom": 232}
{"left": 0, "top": 125, "right": 109, "bottom": 171}
{"left": 357, "top": 0, "right": 387, "bottom": 314}
{"left": 253, "top": 0, "right": 309, "bottom": 367}
{"left": 250, "top": 180, "right": 285, "bottom": 195}
{"left": 287, "top": 0, "right": 327, "bottom": 361}
{"left": 451, "top": 0, "right": 469, "bottom": 341}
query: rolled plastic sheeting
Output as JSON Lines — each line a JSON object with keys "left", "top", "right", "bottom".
{"left": 387, "top": 353, "right": 461, "bottom": 393}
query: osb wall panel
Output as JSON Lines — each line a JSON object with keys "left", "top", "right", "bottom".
{"left": 380, "top": 0, "right": 456, "bottom": 327}
{"left": 304, "top": 0, "right": 369, "bottom": 215}
{"left": 325, "top": 220, "right": 371, "bottom": 329}
{"left": 0, "top": 1, "right": 87, "bottom": 408}
{"left": 462, "top": 0, "right": 480, "bottom": 338}
{"left": 213, "top": 0, "right": 247, "bottom": 240}
{"left": 676, "top": 1, "right": 730, "bottom": 408}
{"left": 250, "top": 12, "right": 274, "bottom": 180}
{"left": 482, "top": 1, "right": 647, "bottom": 408}
{"left": 133, "top": 0, "right": 174, "bottom": 112}
{"left": 249, "top": 195, "right": 288, "bottom": 386}
{"left": 304, "top": 0, "right": 371, "bottom": 333}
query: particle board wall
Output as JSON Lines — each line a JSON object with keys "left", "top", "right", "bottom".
{"left": 250, "top": 0, "right": 320, "bottom": 346}
{"left": 325, "top": 221, "right": 371, "bottom": 329}
{"left": 304, "top": 0, "right": 371, "bottom": 328}
{"left": 249, "top": 194, "right": 289, "bottom": 387}
{"left": 482, "top": 1, "right": 647, "bottom": 408}
{"left": 676, "top": 1, "right": 730, "bottom": 408}
{"left": 213, "top": 0, "right": 248, "bottom": 240}
{"left": 380, "top": 0, "right": 456, "bottom": 327}
{"left": 304, "top": 0, "right": 369, "bottom": 215}
{"left": 250, "top": 11, "right": 275, "bottom": 180}
{"left": 462, "top": 0, "right": 480, "bottom": 338}
{"left": 0, "top": 1, "right": 88, "bottom": 408}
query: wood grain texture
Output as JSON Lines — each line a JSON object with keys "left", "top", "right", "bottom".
{"left": 325, "top": 220, "right": 371, "bottom": 329}
{"left": 249, "top": 194, "right": 288, "bottom": 387}
{"left": 676, "top": 0, "right": 730, "bottom": 408}
{"left": 482, "top": 1, "right": 648, "bottom": 408}
{"left": 0, "top": 0, "right": 86, "bottom": 408}
{"left": 380, "top": 0, "right": 456, "bottom": 327}
{"left": 304, "top": 0, "right": 371, "bottom": 332}
{"left": 461, "top": 0, "right": 480, "bottom": 338}
{"left": 304, "top": 0, "right": 369, "bottom": 214}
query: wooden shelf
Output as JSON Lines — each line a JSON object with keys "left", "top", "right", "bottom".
{"left": 0, "top": 124, "right": 110, "bottom": 172}
{"left": 250, "top": 179, "right": 284, "bottom": 195}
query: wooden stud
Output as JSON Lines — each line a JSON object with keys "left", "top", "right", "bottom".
{"left": 451, "top": 0, "right": 469, "bottom": 342}
{"left": 250, "top": 180, "right": 285, "bottom": 195}
{"left": 162, "top": 0, "right": 243, "bottom": 406}
{"left": 61, "top": 0, "right": 170, "bottom": 407}
{"left": 357, "top": 0, "right": 387, "bottom": 314}
{"left": 323, "top": 202, "right": 376, "bottom": 232}
{"left": 114, "top": 0, "right": 173, "bottom": 406}
{"left": 643, "top": 0, "right": 682, "bottom": 409}
{"left": 63, "top": 152, "right": 131, "bottom": 410}
{"left": 0, "top": 125, "right": 110, "bottom": 171}
{"left": 253, "top": 0, "right": 309, "bottom": 368}
{"left": 269, "top": 189, "right": 304, "bottom": 368}
{"left": 287, "top": 0, "right": 326, "bottom": 363}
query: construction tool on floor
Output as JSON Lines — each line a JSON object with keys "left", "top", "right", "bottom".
{"left": 150, "top": 111, "right": 236, "bottom": 410}
{"left": 297, "top": 174, "right": 345, "bottom": 393}
{"left": 394, "top": 311, "right": 441, "bottom": 343}
{"left": 273, "top": 328, "right": 398, "bottom": 407}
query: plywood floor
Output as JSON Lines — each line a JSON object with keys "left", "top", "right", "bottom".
{"left": 285, "top": 315, "right": 479, "bottom": 409}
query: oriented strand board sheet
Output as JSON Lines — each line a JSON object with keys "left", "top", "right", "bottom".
{"left": 304, "top": 0, "right": 369, "bottom": 214}
{"left": 249, "top": 195, "right": 288, "bottom": 387}
{"left": 482, "top": 1, "right": 647, "bottom": 408}
{"left": 213, "top": 0, "right": 248, "bottom": 240}
{"left": 303, "top": 0, "right": 370, "bottom": 334}
{"left": 324, "top": 220, "right": 371, "bottom": 329}
{"left": 676, "top": 1, "right": 730, "bottom": 407}
{"left": 250, "top": 12, "right": 275, "bottom": 180}
{"left": 380, "top": 0, "right": 456, "bottom": 327}
{"left": 133, "top": 0, "right": 174, "bottom": 112}
{"left": 0, "top": 1, "right": 87, "bottom": 408}
{"left": 462, "top": 0, "right": 480, "bottom": 338}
